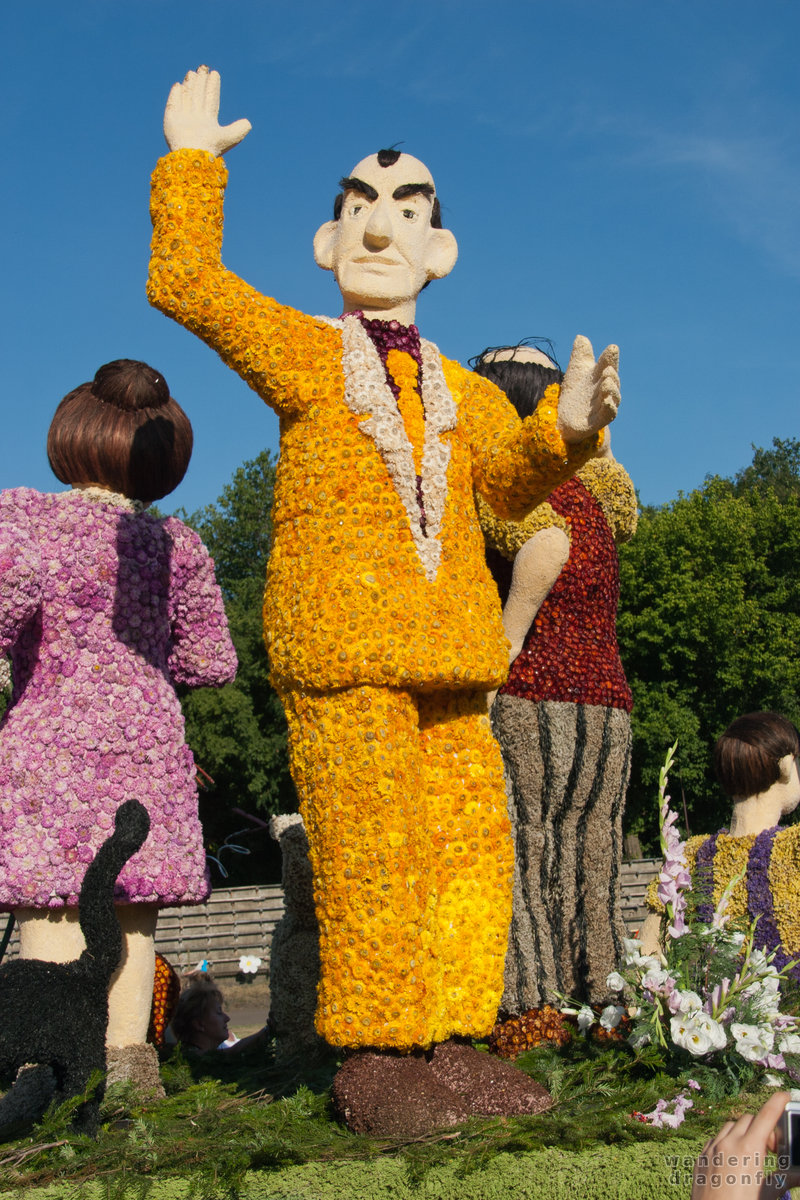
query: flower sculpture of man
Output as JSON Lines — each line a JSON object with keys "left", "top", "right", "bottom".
{"left": 147, "top": 66, "right": 620, "bottom": 1133}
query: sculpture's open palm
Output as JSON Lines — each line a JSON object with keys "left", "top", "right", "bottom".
{"left": 557, "top": 336, "right": 620, "bottom": 443}
{"left": 164, "top": 65, "right": 251, "bottom": 156}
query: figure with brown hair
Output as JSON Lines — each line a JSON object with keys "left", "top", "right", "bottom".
{"left": 0, "top": 359, "right": 237, "bottom": 1087}
{"left": 170, "top": 974, "right": 269, "bottom": 1055}
{"left": 473, "top": 344, "right": 638, "bottom": 1009}
{"left": 643, "top": 712, "right": 800, "bottom": 974}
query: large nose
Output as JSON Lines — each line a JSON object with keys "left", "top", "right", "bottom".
{"left": 364, "top": 201, "right": 393, "bottom": 249}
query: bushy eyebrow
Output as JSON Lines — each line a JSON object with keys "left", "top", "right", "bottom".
{"left": 392, "top": 183, "right": 435, "bottom": 203}
{"left": 333, "top": 177, "right": 441, "bottom": 226}
{"left": 338, "top": 176, "right": 378, "bottom": 202}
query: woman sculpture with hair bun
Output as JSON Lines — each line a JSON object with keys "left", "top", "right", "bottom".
{"left": 0, "top": 359, "right": 236, "bottom": 1089}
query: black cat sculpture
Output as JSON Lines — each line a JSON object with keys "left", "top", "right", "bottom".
{"left": 0, "top": 799, "right": 150, "bottom": 1135}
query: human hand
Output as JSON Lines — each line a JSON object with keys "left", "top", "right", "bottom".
{"left": 557, "top": 336, "right": 620, "bottom": 444}
{"left": 163, "top": 65, "right": 252, "bottom": 156}
{"left": 691, "top": 1090, "right": 800, "bottom": 1199}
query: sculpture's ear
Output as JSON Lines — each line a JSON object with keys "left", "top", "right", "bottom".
{"left": 778, "top": 753, "right": 795, "bottom": 783}
{"left": 313, "top": 221, "right": 338, "bottom": 271}
{"left": 424, "top": 227, "right": 458, "bottom": 281}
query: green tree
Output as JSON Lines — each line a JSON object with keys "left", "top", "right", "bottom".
{"left": 176, "top": 450, "right": 296, "bottom": 884}
{"left": 619, "top": 442, "right": 800, "bottom": 850}
{"left": 731, "top": 437, "right": 800, "bottom": 502}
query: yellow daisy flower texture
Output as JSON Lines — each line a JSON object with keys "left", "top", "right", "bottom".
{"left": 147, "top": 149, "right": 603, "bottom": 1049}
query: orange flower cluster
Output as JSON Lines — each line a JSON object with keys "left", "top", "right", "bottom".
{"left": 386, "top": 349, "right": 426, "bottom": 475}
{"left": 282, "top": 685, "right": 512, "bottom": 1049}
{"left": 489, "top": 1006, "right": 573, "bottom": 1059}
{"left": 147, "top": 952, "right": 181, "bottom": 1047}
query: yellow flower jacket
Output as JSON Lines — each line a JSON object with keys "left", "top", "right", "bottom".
{"left": 148, "top": 150, "right": 599, "bottom": 693}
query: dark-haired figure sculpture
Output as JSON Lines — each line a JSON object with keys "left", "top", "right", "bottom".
{"left": 0, "top": 359, "right": 236, "bottom": 1088}
{"left": 643, "top": 712, "right": 800, "bottom": 980}
{"left": 147, "top": 65, "right": 621, "bottom": 1132}
{"left": 473, "top": 345, "right": 637, "bottom": 1011}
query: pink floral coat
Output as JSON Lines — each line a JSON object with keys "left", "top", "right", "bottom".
{"left": 0, "top": 488, "right": 237, "bottom": 909}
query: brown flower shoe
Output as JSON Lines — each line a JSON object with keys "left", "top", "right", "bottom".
{"left": 332, "top": 1049, "right": 470, "bottom": 1137}
{"left": 427, "top": 1039, "right": 553, "bottom": 1117}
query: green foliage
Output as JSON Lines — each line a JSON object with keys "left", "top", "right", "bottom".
{"left": 169, "top": 451, "right": 296, "bottom": 884}
{"left": 618, "top": 438, "right": 800, "bottom": 848}
{"left": 731, "top": 436, "right": 800, "bottom": 502}
{"left": 0, "top": 1043, "right": 773, "bottom": 1200}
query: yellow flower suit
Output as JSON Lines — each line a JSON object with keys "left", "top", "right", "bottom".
{"left": 148, "top": 150, "right": 599, "bottom": 1050}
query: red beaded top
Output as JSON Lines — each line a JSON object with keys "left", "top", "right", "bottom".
{"left": 499, "top": 476, "right": 633, "bottom": 711}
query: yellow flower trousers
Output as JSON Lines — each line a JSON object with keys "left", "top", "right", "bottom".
{"left": 280, "top": 685, "right": 514, "bottom": 1050}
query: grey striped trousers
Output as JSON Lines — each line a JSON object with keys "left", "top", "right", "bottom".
{"left": 491, "top": 697, "right": 632, "bottom": 1013}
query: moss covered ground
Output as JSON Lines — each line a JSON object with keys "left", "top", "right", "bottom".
{"left": 0, "top": 1038, "right": 782, "bottom": 1200}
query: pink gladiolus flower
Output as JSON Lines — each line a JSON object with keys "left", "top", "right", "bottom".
{"left": 656, "top": 743, "right": 690, "bottom": 939}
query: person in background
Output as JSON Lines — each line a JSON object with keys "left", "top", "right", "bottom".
{"left": 170, "top": 974, "right": 269, "bottom": 1054}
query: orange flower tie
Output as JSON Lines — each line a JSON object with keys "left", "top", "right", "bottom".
{"left": 386, "top": 349, "right": 425, "bottom": 475}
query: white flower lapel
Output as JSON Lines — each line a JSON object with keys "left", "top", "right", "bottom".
{"left": 323, "top": 315, "right": 456, "bottom": 583}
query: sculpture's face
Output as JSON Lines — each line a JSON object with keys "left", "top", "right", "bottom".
{"left": 313, "top": 153, "right": 457, "bottom": 319}
{"left": 780, "top": 754, "right": 800, "bottom": 817}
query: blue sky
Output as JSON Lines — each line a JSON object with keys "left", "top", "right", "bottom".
{"left": 3, "top": 0, "right": 799, "bottom": 516}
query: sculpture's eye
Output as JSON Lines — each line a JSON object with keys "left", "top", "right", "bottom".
{"left": 402, "top": 208, "right": 418, "bottom": 221}
{"left": 349, "top": 203, "right": 364, "bottom": 217}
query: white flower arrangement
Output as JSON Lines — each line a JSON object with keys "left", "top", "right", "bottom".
{"left": 561, "top": 745, "right": 800, "bottom": 1125}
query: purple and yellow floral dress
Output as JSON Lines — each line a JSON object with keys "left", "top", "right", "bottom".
{"left": 0, "top": 487, "right": 237, "bottom": 910}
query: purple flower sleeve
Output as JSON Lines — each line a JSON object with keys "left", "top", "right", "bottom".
{"left": 165, "top": 518, "right": 237, "bottom": 688}
{"left": 0, "top": 490, "right": 42, "bottom": 652}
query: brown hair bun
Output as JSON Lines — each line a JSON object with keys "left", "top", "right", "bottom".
{"left": 90, "top": 359, "right": 171, "bottom": 412}
{"left": 48, "top": 359, "right": 193, "bottom": 503}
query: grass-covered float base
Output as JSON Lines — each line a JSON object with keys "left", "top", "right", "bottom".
{"left": 0, "top": 1037, "right": 782, "bottom": 1200}
{"left": 0, "top": 1141, "right": 710, "bottom": 1200}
